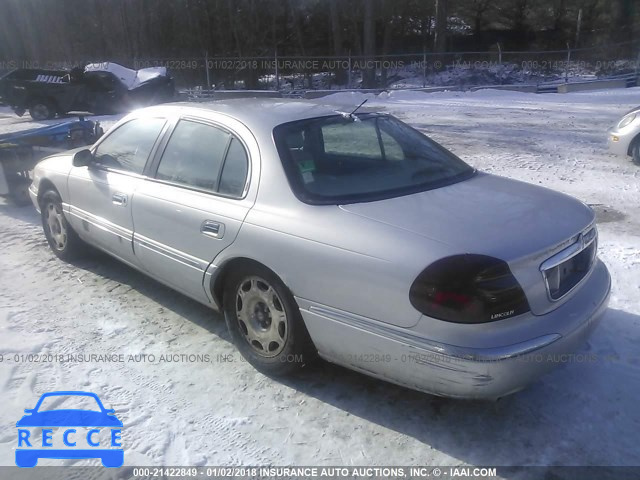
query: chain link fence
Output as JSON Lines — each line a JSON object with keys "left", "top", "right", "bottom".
{"left": 2, "top": 40, "right": 639, "bottom": 93}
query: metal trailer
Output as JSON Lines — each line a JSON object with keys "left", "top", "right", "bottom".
{"left": 0, "top": 116, "right": 103, "bottom": 205}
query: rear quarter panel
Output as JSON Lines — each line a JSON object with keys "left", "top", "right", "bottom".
{"left": 216, "top": 202, "right": 455, "bottom": 329}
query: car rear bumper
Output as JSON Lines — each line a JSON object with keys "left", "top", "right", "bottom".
{"left": 300, "top": 259, "right": 611, "bottom": 399}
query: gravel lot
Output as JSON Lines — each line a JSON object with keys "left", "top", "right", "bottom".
{"left": 1, "top": 89, "right": 639, "bottom": 474}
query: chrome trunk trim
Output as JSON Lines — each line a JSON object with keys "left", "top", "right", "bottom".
{"left": 540, "top": 226, "right": 597, "bottom": 302}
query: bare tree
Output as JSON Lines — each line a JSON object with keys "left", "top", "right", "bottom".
{"left": 434, "top": 0, "right": 448, "bottom": 52}
{"left": 362, "top": 0, "right": 376, "bottom": 87}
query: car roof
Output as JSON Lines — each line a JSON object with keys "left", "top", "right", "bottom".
{"left": 140, "top": 98, "right": 376, "bottom": 133}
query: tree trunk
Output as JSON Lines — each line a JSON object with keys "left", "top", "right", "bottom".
{"left": 362, "top": 0, "right": 376, "bottom": 88}
{"left": 380, "top": 1, "right": 392, "bottom": 87}
{"left": 614, "top": 0, "right": 634, "bottom": 43}
{"left": 329, "top": 0, "right": 347, "bottom": 85}
{"left": 434, "top": 0, "right": 447, "bottom": 53}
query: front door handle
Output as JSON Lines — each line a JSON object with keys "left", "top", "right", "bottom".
{"left": 201, "top": 220, "right": 224, "bottom": 239}
{"left": 112, "top": 193, "right": 128, "bottom": 206}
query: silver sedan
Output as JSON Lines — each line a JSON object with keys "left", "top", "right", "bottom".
{"left": 608, "top": 106, "right": 640, "bottom": 165}
{"left": 29, "top": 99, "right": 611, "bottom": 399}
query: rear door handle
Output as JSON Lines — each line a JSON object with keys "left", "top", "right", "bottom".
{"left": 112, "top": 193, "right": 128, "bottom": 206}
{"left": 201, "top": 220, "right": 224, "bottom": 239}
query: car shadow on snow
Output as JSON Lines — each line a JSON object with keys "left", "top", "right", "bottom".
{"left": 65, "top": 249, "right": 231, "bottom": 340}
{"left": 54, "top": 243, "right": 640, "bottom": 469}
{"left": 0, "top": 200, "right": 40, "bottom": 225}
{"left": 277, "top": 307, "right": 640, "bottom": 469}
{"left": 13, "top": 201, "right": 637, "bottom": 468}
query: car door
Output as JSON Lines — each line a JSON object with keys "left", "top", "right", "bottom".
{"left": 66, "top": 116, "right": 168, "bottom": 267}
{"left": 131, "top": 117, "right": 252, "bottom": 304}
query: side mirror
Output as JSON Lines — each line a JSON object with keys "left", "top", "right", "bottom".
{"left": 72, "top": 149, "right": 93, "bottom": 167}
{"left": 23, "top": 409, "right": 34, "bottom": 414}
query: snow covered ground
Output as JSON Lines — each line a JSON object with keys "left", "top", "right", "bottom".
{"left": 0, "top": 88, "right": 639, "bottom": 473}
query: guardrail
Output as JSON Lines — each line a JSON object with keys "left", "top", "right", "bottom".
{"left": 180, "top": 71, "right": 639, "bottom": 102}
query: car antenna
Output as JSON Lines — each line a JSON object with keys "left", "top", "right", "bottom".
{"left": 338, "top": 99, "right": 368, "bottom": 121}
{"left": 349, "top": 99, "right": 368, "bottom": 120}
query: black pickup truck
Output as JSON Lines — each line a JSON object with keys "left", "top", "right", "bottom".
{"left": 0, "top": 63, "right": 175, "bottom": 120}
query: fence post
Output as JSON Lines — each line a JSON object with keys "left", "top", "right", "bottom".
{"left": 575, "top": 8, "right": 582, "bottom": 48}
{"left": 348, "top": 50, "right": 352, "bottom": 89}
{"left": 275, "top": 48, "right": 280, "bottom": 90}
{"left": 204, "top": 51, "right": 211, "bottom": 89}
{"left": 496, "top": 43, "right": 502, "bottom": 65}
{"left": 565, "top": 42, "right": 571, "bottom": 83}
{"left": 422, "top": 45, "right": 427, "bottom": 87}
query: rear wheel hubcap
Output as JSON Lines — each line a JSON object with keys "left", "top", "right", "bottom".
{"left": 235, "top": 276, "right": 288, "bottom": 357}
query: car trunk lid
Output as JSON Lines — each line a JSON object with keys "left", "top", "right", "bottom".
{"left": 339, "top": 172, "right": 596, "bottom": 315}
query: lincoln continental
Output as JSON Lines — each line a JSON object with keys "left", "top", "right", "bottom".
{"left": 29, "top": 99, "right": 611, "bottom": 399}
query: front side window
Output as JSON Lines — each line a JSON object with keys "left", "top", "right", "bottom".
{"left": 155, "top": 120, "right": 249, "bottom": 197}
{"left": 273, "top": 114, "right": 475, "bottom": 204}
{"left": 93, "top": 117, "right": 166, "bottom": 174}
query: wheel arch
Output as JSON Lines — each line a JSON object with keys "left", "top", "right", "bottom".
{"left": 627, "top": 132, "right": 640, "bottom": 156}
{"left": 36, "top": 178, "right": 60, "bottom": 206}
{"left": 30, "top": 94, "right": 58, "bottom": 109}
{"left": 211, "top": 256, "right": 289, "bottom": 309}
{"left": 29, "top": 95, "right": 59, "bottom": 118}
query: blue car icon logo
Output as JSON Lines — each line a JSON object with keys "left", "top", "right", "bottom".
{"left": 16, "top": 391, "right": 123, "bottom": 468}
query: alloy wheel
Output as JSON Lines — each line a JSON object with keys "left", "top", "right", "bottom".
{"left": 44, "top": 202, "right": 67, "bottom": 251}
{"left": 235, "top": 276, "right": 288, "bottom": 357}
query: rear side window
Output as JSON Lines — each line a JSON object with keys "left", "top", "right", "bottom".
{"left": 218, "top": 138, "right": 249, "bottom": 197}
{"left": 155, "top": 120, "right": 249, "bottom": 197}
{"left": 93, "top": 117, "right": 166, "bottom": 174}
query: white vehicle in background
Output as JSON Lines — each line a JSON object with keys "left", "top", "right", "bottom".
{"left": 608, "top": 106, "right": 640, "bottom": 165}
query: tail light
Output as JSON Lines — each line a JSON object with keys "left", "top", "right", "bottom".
{"left": 409, "top": 254, "right": 530, "bottom": 324}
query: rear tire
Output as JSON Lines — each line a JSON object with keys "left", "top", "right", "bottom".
{"left": 40, "top": 190, "right": 86, "bottom": 260}
{"left": 223, "top": 262, "right": 316, "bottom": 376}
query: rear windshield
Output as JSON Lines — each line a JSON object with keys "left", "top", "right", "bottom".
{"left": 273, "top": 114, "right": 475, "bottom": 204}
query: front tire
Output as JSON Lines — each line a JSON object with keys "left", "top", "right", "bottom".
{"left": 223, "top": 263, "right": 316, "bottom": 376}
{"left": 632, "top": 139, "right": 640, "bottom": 166}
{"left": 40, "top": 190, "right": 86, "bottom": 260}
